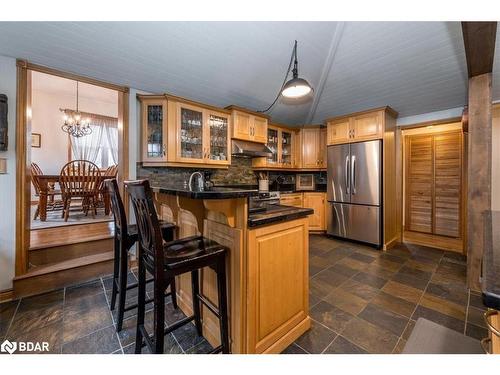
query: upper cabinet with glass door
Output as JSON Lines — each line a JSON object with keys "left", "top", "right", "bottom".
{"left": 139, "top": 97, "right": 168, "bottom": 163}
{"left": 205, "top": 110, "right": 231, "bottom": 165}
{"left": 252, "top": 124, "right": 296, "bottom": 169}
{"left": 138, "top": 94, "right": 231, "bottom": 167}
{"left": 177, "top": 103, "right": 205, "bottom": 163}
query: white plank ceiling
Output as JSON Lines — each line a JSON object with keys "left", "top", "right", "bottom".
{"left": 0, "top": 21, "right": 498, "bottom": 126}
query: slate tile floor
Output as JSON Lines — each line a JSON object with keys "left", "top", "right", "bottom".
{"left": 285, "top": 235, "right": 487, "bottom": 354}
{"left": 0, "top": 235, "right": 487, "bottom": 354}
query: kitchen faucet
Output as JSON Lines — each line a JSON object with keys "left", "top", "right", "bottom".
{"left": 188, "top": 171, "right": 204, "bottom": 190}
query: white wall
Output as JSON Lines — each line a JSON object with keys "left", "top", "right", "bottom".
{"left": 31, "top": 74, "right": 118, "bottom": 176}
{"left": 0, "top": 55, "right": 17, "bottom": 291}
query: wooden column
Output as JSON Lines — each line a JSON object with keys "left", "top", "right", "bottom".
{"left": 467, "top": 73, "right": 492, "bottom": 290}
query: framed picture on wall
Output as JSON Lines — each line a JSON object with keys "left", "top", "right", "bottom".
{"left": 31, "top": 133, "right": 41, "bottom": 148}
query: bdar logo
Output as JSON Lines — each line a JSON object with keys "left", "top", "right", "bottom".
{"left": 1, "top": 340, "right": 17, "bottom": 354}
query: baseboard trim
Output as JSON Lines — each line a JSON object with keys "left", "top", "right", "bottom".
{"left": 0, "top": 288, "right": 14, "bottom": 303}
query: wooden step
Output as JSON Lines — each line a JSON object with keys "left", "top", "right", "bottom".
{"left": 29, "top": 237, "right": 113, "bottom": 266}
{"left": 13, "top": 251, "right": 114, "bottom": 299}
{"left": 30, "top": 221, "right": 114, "bottom": 250}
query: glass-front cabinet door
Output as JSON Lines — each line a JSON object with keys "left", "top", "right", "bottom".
{"left": 266, "top": 127, "right": 279, "bottom": 165}
{"left": 280, "top": 129, "right": 293, "bottom": 167}
{"left": 177, "top": 103, "right": 204, "bottom": 163}
{"left": 206, "top": 111, "right": 230, "bottom": 165}
{"left": 142, "top": 99, "right": 167, "bottom": 162}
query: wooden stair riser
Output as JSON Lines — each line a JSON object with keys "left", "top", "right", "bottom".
{"left": 13, "top": 258, "right": 113, "bottom": 299}
{"left": 29, "top": 238, "right": 113, "bottom": 266}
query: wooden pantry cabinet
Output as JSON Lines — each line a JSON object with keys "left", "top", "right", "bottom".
{"left": 138, "top": 94, "right": 231, "bottom": 167}
{"left": 327, "top": 108, "right": 391, "bottom": 145}
{"left": 227, "top": 106, "right": 268, "bottom": 144}
{"left": 252, "top": 124, "right": 297, "bottom": 169}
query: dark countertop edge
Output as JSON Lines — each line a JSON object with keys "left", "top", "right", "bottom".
{"left": 152, "top": 186, "right": 258, "bottom": 199}
{"left": 481, "top": 210, "right": 500, "bottom": 310}
{"left": 248, "top": 207, "right": 314, "bottom": 228}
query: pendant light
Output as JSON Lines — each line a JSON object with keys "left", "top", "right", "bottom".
{"left": 281, "top": 41, "right": 313, "bottom": 98}
{"left": 258, "top": 40, "right": 314, "bottom": 113}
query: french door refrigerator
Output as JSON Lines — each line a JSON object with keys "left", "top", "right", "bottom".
{"left": 327, "top": 139, "right": 382, "bottom": 247}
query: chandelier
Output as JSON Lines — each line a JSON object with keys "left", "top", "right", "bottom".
{"left": 61, "top": 81, "right": 92, "bottom": 138}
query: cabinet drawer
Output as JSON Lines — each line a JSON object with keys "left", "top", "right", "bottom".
{"left": 280, "top": 193, "right": 303, "bottom": 207}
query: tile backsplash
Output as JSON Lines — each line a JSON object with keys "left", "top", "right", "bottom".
{"left": 136, "top": 156, "right": 258, "bottom": 187}
{"left": 136, "top": 157, "right": 327, "bottom": 188}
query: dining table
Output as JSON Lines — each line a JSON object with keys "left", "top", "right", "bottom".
{"left": 35, "top": 174, "right": 111, "bottom": 221}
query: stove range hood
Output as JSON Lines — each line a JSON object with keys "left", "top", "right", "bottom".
{"left": 231, "top": 139, "right": 273, "bottom": 158}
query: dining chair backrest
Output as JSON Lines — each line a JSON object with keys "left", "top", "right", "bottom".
{"left": 30, "top": 162, "right": 43, "bottom": 195}
{"left": 105, "top": 178, "right": 129, "bottom": 239}
{"left": 99, "top": 165, "right": 118, "bottom": 192}
{"left": 60, "top": 160, "right": 101, "bottom": 196}
{"left": 124, "top": 179, "right": 164, "bottom": 274}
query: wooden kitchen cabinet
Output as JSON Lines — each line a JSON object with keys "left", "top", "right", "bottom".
{"left": 227, "top": 106, "right": 268, "bottom": 144}
{"left": 246, "top": 217, "right": 310, "bottom": 353}
{"left": 138, "top": 93, "right": 231, "bottom": 167}
{"left": 252, "top": 124, "right": 297, "bottom": 169}
{"left": 301, "top": 127, "right": 326, "bottom": 168}
{"left": 303, "top": 192, "right": 326, "bottom": 231}
{"left": 175, "top": 103, "right": 231, "bottom": 165}
{"left": 280, "top": 193, "right": 303, "bottom": 208}
{"left": 139, "top": 97, "right": 168, "bottom": 163}
{"left": 326, "top": 107, "right": 389, "bottom": 145}
{"left": 327, "top": 118, "right": 351, "bottom": 145}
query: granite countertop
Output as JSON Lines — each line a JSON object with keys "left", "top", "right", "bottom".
{"left": 248, "top": 204, "right": 313, "bottom": 228}
{"left": 482, "top": 210, "right": 500, "bottom": 310}
{"left": 152, "top": 185, "right": 258, "bottom": 199}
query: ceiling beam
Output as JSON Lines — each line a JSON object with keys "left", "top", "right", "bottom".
{"left": 305, "top": 22, "right": 345, "bottom": 124}
{"left": 461, "top": 22, "right": 497, "bottom": 78}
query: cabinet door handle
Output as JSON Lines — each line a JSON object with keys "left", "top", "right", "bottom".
{"left": 162, "top": 144, "right": 166, "bottom": 157}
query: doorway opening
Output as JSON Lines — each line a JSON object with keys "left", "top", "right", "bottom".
{"left": 15, "top": 61, "right": 129, "bottom": 294}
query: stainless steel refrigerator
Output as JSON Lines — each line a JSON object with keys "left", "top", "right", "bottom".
{"left": 327, "top": 139, "right": 382, "bottom": 246}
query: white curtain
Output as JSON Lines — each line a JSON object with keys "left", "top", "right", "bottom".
{"left": 69, "top": 112, "right": 118, "bottom": 167}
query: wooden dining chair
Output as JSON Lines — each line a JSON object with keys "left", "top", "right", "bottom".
{"left": 59, "top": 160, "right": 101, "bottom": 222}
{"left": 95, "top": 165, "right": 118, "bottom": 215}
{"left": 30, "top": 162, "right": 62, "bottom": 220}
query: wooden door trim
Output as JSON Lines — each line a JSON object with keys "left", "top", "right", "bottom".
{"left": 15, "top": 62, "right": 130, "bottom": 278}
{"left": 17, "top": 60, "right": 129, "bottom": 93}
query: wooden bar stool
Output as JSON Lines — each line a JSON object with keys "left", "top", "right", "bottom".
{"left": 125, "top": 179, "right": 230, "bottom": 354}
{"left": 105, "top": 178, "right": 178, "bottom": 332}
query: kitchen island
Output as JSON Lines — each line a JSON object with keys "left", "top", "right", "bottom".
{"left": 152, "top": 185, "right": 313, "bottom": 353}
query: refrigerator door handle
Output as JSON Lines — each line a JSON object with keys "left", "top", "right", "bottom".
{"left": 351, "top": 155, "right": 356, "bottom": 195}
{"left": 345, "top": 155, "right": 350, "bottom": 195}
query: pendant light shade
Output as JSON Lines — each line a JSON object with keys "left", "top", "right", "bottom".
{"left": 258, "top": 40, "right": 313, "bottom": 113}
{"left": 281, "top": 77, "right": 313, "bottom": 98}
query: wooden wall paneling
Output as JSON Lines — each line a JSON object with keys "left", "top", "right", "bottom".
{"left": 203, "top": 220, "right": 244, "bottom": 353}
{"left": 467, "top": 73, "right": 493, "bottom": 290}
